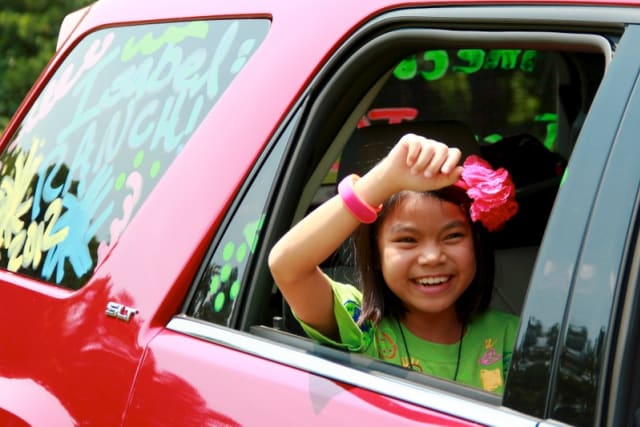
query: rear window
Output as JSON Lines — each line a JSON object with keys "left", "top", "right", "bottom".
{"left": 0, "top": 19, "right": 269, "bottom": 289}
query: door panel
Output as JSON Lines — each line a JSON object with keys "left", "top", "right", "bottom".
{"left": 124, "top": 325, "right": 485, "bottom": 426}
{"left": 550, "top": 23, "right": 640, "bottom": 427}
{"left": 505, "top": 24, "right": 640, "bottom": 422}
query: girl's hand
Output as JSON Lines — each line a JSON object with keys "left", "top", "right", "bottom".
{"left": 380, "top": 133, "right": 464, "bottom": 193}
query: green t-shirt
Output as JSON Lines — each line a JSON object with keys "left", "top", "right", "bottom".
{"left": 297, "top": 279, "right": 520, "bottom": 395}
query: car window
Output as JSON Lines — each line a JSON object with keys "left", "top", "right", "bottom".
{"left": 312, "top": 47, "right": 604, "bottom": 317}
{"left": 259, "top": 35, "right": 608, "bottom": 397}
{"left": 0, "top": 19, "right": 269, "bottom": 289}
{"left": 187, "top": 118, "right": 291, "bottom": 326}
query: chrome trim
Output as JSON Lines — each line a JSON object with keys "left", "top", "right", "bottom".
{"left": 168, "top": 316, "right": 539, "bottom": 427}
{"left": 537, "top": 421, "right": 575, "bottom": 427}
{"left": 105, "top": 301, "right": 138, "bottom": 322}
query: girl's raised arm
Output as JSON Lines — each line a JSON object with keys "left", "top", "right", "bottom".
{"left": 268, "top": 134, "right": 462, "bottom": 338}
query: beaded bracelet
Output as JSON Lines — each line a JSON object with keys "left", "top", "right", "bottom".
{"left": 337, "top": 174, "right": 382, "bottom": 224}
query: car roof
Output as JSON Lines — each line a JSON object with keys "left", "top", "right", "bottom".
{"left": 62, "top": 0, "right": 640, "bottom": 46}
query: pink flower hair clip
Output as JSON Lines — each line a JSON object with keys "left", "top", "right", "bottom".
{"left": 454, "top": 155, "right": 519, "bottom": 232}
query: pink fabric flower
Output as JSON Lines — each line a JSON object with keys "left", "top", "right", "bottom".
{"left": 454, "top": 155, "right": 518, "bottom": 232}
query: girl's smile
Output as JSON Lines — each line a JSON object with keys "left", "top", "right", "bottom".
{"left": 411, "top": 274, "right": 454, "bottom": 294}
{"left": 377, "top": 192, "right": 476, "bottom": 319}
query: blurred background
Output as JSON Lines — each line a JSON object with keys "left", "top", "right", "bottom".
{"left": 0, "top": 0, "right": 93, "bottom": 134}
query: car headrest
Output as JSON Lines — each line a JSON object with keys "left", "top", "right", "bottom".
{"left": 338, "top": 120, "right": 480, "bottom": 182}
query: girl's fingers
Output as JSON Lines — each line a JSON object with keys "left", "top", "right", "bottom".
{"left": 401, "top": 134, "right": 421, "bottom": 168}
{"left": 411, "top": 140, "right": 436, "bottom": 175}
{"left": 423, "top": 143, "right": 449, "bottom": 177}
{"left": 393, "top": 134, "right": 462, "bottom": 181}
{"left": 440, "top": 147, "right": 462, "bottom": 174}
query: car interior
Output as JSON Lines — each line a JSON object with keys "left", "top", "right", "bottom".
{"left": 271, "top": 45, "right": 606, "bottom": 334}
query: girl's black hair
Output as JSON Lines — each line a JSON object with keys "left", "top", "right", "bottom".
{"left": 353, "top": 185, "right": 494, "bottom": 326}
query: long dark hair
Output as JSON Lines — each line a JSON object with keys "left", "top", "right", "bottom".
{"left": 353, "top": 185, "right": 494, "bottom": 327}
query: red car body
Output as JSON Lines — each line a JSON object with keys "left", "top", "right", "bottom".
{"left": 0, "top": 2, "right": 490, "bottom": 425}
{"left": 2, "top": 0, "right": 640, "bottom": 425}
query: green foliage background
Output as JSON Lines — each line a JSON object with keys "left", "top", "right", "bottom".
{"left": 0, "top": 0, "right": 93, "bottom": 133}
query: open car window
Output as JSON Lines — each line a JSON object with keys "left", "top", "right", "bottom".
{"left": 308, "top": 45, "right": 606, "bottom": 319}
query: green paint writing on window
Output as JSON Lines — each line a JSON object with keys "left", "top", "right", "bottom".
{"left": 220, "top": 264, "right": 232, "bottom": 282}
{"left": 452, "top": 49, "right": 484, "bottom": 74}
{"left": 485, "top": 49, "right": 521, "bottom": 70}
{"left": 244, "top": 215, "right": 265, "bottom": 253}
{"left": 121, "top": 21, "right": 210, "bottom": 61}
{"left": 134, "top": 150, "right": 144, "bottom": 168}
{"left": 223, "top": 242, "right": 235, "bottom": 261}
{"left": 210, "top": 214, "right": 266, "bottom": 313}
{"left": 214, "top": 293, "right": 225, "bottom": 312}
{"left": 393, "top": 54, "right": 418, "bottom": 80}
{"left": 483, "top": 134, "right": 503, "bottom": 144}
{"left": 535, "top": 113, "right": 558, "bottom": 151}
{"left": 115, "top": 172, "right": 127, "bottom": 190}
{"left": 421, "top": 50, "right": 448, "bottom": 81}
{"left": 519, "top": 50, "right": 537, "bottom": 72}
{"left": 230, "top": 280, "right": 240, "bottom": 300}
{"left": 210, "top": 275, "right": 221, "bottom": 294}
{"left": 150, "top": 161, "right": 161, "bottom": 178}
{"left": 393, "top": 49, "right": 538, "bottom": 82}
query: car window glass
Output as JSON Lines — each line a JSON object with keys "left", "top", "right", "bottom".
{"left": 0, "top": 19, "right": 269, "bottom": 289}
{"left": 368, "top": 49, "right": 560, "bottom": 149}
{"left": 188, "top": 120, "right": 289, "bottom": 326}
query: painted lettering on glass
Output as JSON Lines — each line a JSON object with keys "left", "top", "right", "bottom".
{"left": 394, "top": 49, "right": 537, "bottom": 81}
{"left": 0, "top": 20, "right": 268, "bottom": 288}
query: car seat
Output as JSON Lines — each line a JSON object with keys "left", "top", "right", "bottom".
{"left": 337, "top": 120, "right": 481, "bottom": 179}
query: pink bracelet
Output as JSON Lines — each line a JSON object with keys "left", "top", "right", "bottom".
{"left": 338, "top": 174, "right": 382, "bottom": 224}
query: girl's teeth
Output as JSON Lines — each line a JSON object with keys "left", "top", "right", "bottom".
{"left": 416, "top": 277, "right": 448, "bottom": 286}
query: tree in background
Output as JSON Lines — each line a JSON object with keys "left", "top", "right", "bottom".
{"left": 0, "top": 0, "right": 93, "bottom": 132}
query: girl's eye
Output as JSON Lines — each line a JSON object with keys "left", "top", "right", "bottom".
{"left": 392, "top": 236, "right": 416, "bottom": 244}
{"left": 444, "top": 231, "right": 465, "bottom": 241}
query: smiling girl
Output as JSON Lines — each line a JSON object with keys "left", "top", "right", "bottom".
{"left": 268, "top": 133, "right": 520, "bottom": 394}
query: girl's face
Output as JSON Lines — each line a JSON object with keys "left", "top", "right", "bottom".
{"left": 377, "top": 192, "right": 476, "bottom": 318}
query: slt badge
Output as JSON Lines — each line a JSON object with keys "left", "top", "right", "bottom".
{"left": 106, "top": 301, "right": 138, "bottom": 322}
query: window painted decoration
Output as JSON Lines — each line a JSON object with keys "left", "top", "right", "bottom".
{"left": 0, "top": 19, "right": 269, "bottom": 289}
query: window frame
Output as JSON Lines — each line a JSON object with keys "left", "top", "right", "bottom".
{"left": 551, "top": 24, "right": 640, "bottom": 426}
{"left": 264, "top": 27, "right": 610, "bottom": 405}
{"left": 504, "top": 25, "right": 640, "bottom": 425}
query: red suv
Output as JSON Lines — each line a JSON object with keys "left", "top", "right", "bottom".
{"left": 2, "top": 1, "right": 640, "bottom": 425}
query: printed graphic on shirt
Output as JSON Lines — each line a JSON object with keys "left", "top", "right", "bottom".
{"left": 477, "top": 338, "right": 504, "bottom": 391}
{"left": 344, "top": 299, "right": 373, "bottom": 349}
{"left": 401, "top": 356, "right": 423, "bottom": 372}
{"left": 480, "top": 368, "right": 503, "bottom": 391}
{"left": 478, "top": 338, "right": 502, "bottom": 365}
{"left": 375, "top": 326, "right": 424, "bottom": 372}
{"left": 375, "top": 329, "right": 398, "bottom": 360}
